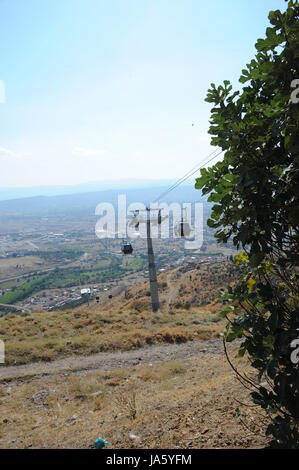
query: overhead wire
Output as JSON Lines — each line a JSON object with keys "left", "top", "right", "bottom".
{"left": 153, "top": 147, "right": 224, "bottom": 203}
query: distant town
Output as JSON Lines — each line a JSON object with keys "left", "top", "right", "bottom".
{"left": 0, "top": 195, "right": 235, "bottom": 315}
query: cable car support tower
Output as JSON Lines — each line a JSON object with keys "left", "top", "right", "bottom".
{"left": 146, "top": 207, "right": 160, "bottom": 312}
{"left": 120, "top": 147, "right": 224, "bottom": 313}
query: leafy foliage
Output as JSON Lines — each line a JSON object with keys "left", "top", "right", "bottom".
{"left": 196, "top": 1, "right": 299, "bottom": 448}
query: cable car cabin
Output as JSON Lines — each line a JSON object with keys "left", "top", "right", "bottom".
{"left": 174, "top": 218, "right": 192, "bottom": 238}
{"left": 158, "top": 209, "right": 162, "bottom": 225}
{"left": 121, "top": 242, "right": 133, "bottom": 255}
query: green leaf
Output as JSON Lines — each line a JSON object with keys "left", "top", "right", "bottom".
{"left": 249, "top": 252, "right": 264, "bottom": 267}
{"left": 263, "top": 335, "right": 275, "bottom": 351}
{"left": 238, "top": 346, "right": 246, "bottom": 357}
{"left": 218, "top": 305, "right": 234, "bottom": 319}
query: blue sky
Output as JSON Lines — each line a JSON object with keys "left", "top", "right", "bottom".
{"left": 0, "top": 0, "right": 286, "bottom": 187}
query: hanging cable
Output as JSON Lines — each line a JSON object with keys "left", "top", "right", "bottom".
{"left": 153, "top": 148, "right": 224, "bottom": 203}
{"left": 153, "top": 147, "right": 219, "bottom": 203}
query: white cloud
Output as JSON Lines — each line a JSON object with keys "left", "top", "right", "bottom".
{"left": 0, "top": 147, "right": 31, "bottom": 159}
{"left": 72, "top": 146, "right": 106, "bottom": 157}
{"left": 0, "top": 147, "right": 18, "bottom": 158}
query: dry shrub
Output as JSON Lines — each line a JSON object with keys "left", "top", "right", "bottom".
{"left": 68, "top": 377, "right": 85, "bottom": 395}
{"left": 159, "top": 327, "right": 192, "bottom": 344}
{"left": 93, "top": 327, "right": 104, "bottom": 334}
{"left": 113, "top": 387, "right": 138, "bottom": 421}
{"left": 93, "top": 395, "right": 102, "bottom": 410}
{"left": 79, "top": 318, "right": 92, "bottom": 327}
{"left": 106, "top": 377, "right": 122, "bottom": 387}
{"left": 138, "top": 369, "right": 154, "bottom": 382}
{"left": 131, "top": 299, "right": 147, "bottom": 312}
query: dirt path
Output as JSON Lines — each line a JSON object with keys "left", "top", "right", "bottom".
{"left": 0, "top": 303, "right": 31, "bottom": 313}
{"left": 0, "top": 338, "right": 223, "bottom": 383}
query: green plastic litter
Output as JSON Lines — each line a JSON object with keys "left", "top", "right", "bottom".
{"left": 94, "top": 437, "right": 108, "bottom": 449}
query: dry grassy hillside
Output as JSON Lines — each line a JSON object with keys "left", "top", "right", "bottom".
{"left": 0, "top": 260, "right": 239, "bottom": 365}
{"left": 0, "top": 259, "right": 269, "bottom": 449}
{"left": 0, "top": 348, "right": 268, "bottom": 449}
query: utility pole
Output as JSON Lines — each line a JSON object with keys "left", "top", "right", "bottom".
{"left": 146, "top": 208, "right": 160, "bottom": 312}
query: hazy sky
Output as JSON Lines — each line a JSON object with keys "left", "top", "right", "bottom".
{"left": 0, "top": 0, "right": 285, "bottom": 187}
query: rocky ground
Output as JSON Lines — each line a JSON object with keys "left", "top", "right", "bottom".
{"left": 0, "top": 260, "right": 269, "bottom": 449}
{"left": 0, "top": 339, "right": 268, "bottom": 449}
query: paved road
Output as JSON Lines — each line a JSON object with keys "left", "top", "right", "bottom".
{"left": 0, "top": 267, "right": 56, "bottom": 285}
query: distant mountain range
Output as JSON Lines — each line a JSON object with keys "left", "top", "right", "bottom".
{"left": 0, "top": 179, "right": 194, "bottom": 202}
{"left": 0, "top": 183, "right": 209, "bottom": 217}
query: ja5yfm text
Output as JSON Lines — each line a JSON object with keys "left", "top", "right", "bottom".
{"left": 106, "top": 454, "right": 191, "bottom": 467}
